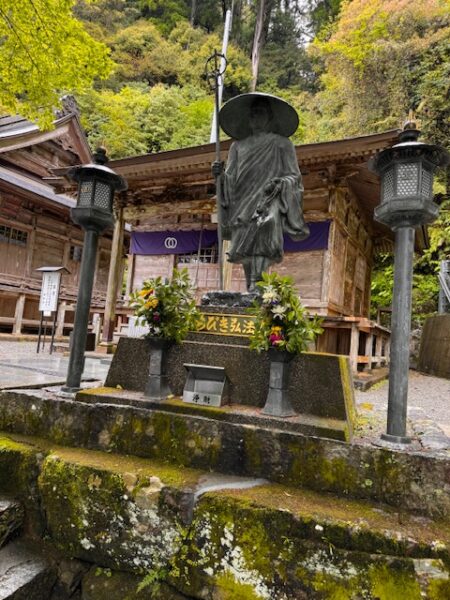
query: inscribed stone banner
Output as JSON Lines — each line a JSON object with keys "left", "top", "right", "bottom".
{"left": 196, "top": 312, "right": 256, "bottom": 336}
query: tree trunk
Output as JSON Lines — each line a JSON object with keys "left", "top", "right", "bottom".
{"left": 251, "top": 0, "right": 273, "bottom": 91}
{"left": 190, "top": 0, "right": 197, "bottom": 25}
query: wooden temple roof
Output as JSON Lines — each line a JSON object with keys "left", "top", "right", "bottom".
{"left": 49, "top": 128, "right": 429, "bottom": 251}
{"left": 0, "top": 112, "right": 92, "bottom": 179}
{"left": 0, "top": 112, "right": 92, "bottom": 220}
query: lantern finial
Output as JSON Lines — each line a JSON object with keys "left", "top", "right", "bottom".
{"left": 399, "top": 114, "right": 420, "bottom": 143}
{"left": 93, "top": 147, "right": 108, "bottom": 165}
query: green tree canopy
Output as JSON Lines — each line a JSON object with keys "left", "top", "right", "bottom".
{"left": 78, "top": 83, "right": 215, "bottom": 157}
{"left": 0, "top": 0, "right": 113, "bottom": 126}
{"left": 308, "top": 0, "right": 450, "bottom": 146}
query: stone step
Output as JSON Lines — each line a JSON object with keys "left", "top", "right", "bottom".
{"left": 0, "top": 432, "right": 449, "bottom": 598}
{"left": 172, "top": 485, "right": 450, "bottom": 599}
{"left": 0, "top": 539, "right": 56, "bottom": 600}
{"left": 0, "top": 498, "right": 24, "bottom": 548}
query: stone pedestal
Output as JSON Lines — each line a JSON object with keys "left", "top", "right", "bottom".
{"left": 201, "top": 291, "right": 260, "bottom": 308}
{"left": 145, "top": 338, "right": 173, "bottom": 400}
{"left": 262, "top": 349, "right": 296, "bottom": 417}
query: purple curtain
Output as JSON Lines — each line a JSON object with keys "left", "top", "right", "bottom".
{"left": 131, "top": 221, "right": 330, "bottom": 255}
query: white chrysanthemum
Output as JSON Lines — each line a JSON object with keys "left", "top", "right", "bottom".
{"left": 262, "top": 286, "right": 280, "bottom": 304}
{"left": 272, "top": 304, "right": 287, "bottom": 319}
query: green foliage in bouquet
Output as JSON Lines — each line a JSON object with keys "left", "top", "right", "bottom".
{"left": 248, "top": 272, "right": 323, "bottom": 354}
{"left": 129, "top": 268, "right": 199, "bottom": 343}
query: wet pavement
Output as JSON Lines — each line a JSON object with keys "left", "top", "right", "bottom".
{"left": 0, "top": 340, "right": 110, "bottom": 390}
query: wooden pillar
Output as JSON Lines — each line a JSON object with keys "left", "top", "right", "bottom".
{"left": 99, "top": 208, "right": 125, "bottom": 352}
{"left": 25, "top": 225, "right": 36, "bottom": 277}
{"left": 125, "top": 254, "right": 135, "bottom": 299}
{"left": 56, "top": 301, "right": 67, "bottom": 337}
{"left": 385, "top": 336, "right": 391, "bottom": 366}
{"left": 364, "top": 332, "right": 373, "bottom": 372}
{"left": 12, "top": 294, "right": 26, "bottom": 335}
{"left": 349, "top": 322, "right": 359, "bottom": 374}
{"left": 375, "top": 334, "right": 383, "bottom": 368}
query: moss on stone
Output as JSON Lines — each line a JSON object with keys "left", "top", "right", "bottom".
{"left": 427, "top": 577, "right": 450, "bottom": 599}
{"left": 338, "top": 355, "right": 357, "bottom": 438}
{"left": 77, "top": 387, "right": 119, "bottom": 396}
{"left": 368, "top": 564, "right": 422, "bottom": 600}
{"left": 286, "top": 440, "right": 360, "bottom": 495}
{"left": 38, "top": 451, "right": 188, "bottom": 572}
{"left": 243, "top": 428, "right": 263, "bottom": 473}
{"left": 217, "top": 484, "right": 450, "bottom": 557}
{"left": 310, "top": 572, "right": 357, "bottom": 599}
{"left": 214, "top": 572, "right": 266, "bottom": 599}
{"left": 0, "top": 435, "right": 40, "bottom": 495}
{"left": 172, "top": 490, "right": 450, "bottom": 599}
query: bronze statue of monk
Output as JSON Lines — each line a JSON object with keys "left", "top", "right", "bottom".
{"left": 215, "top": 93, "right": 309, "bottom": 292}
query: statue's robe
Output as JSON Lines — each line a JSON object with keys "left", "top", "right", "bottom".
{"left": 222, "top": 132, "right": 309, "bottom": 265}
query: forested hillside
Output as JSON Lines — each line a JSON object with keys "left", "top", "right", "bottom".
{"left": 0, "top": 0, "right": 449, "bottom": 319}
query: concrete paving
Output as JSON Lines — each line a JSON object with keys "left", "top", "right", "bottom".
{"left": 0, "top": 341, "right": 110, "bottom": 390}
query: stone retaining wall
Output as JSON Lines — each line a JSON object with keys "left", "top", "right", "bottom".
{"left": 0, "top": 432, "right": 449, "bottom": 600}
{"left": 0, "top": 389, "right": 449, "bottom": 519}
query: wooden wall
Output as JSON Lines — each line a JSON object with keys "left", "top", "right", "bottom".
{"left": 326, "top": 187, "right": 373, "bottom": 317}
{"left": 127, "top": 180, "right": 374, "bottom": 320}
{"left": 0, "top": 190, "right": 117, "bottom": 333}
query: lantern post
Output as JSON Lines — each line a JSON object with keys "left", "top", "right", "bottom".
{"left": 61, "top": 149, "right": 127, "bottom": 393}
{"left": 369, "top": 123, "right": 449, "bottom": 443}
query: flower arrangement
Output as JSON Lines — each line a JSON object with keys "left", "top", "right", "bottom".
{"left": 248, "top": 272, "right": 323, "bottom": 353}
{"left": 129, "top": 268, "right": 199, "bottom": 343}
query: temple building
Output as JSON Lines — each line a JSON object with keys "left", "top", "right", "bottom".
{"left": 0, "top": 109, "right": 129, "bottom": 339}
{"left": 2, "top": 115, "right": 429, "bottom": 373}
{"left": 52, "top": 128, "right": 425, "bottom": 372}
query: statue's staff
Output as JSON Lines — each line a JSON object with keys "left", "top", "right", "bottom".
{"left": 206, "top": 50, "right": 227, "bottom": 291}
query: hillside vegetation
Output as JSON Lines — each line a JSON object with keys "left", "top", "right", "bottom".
{"left": 0, "top": 0, "right": 449, "bottom": 319}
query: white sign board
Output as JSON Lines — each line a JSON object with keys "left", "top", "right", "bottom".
{"left": 39, "top": 271, "right": 61, "bottom": 313}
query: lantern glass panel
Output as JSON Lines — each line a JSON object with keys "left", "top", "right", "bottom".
{"left": 421, "top": 168, "right": 433, "bottom": 199}
{"left": 94, "top": 181, "right": 113, "bottom": 211}
{"left": 78, "top": 180, "right": 94, "bottom": 207}
{"left": 396, "top": 163, "right": 419, "bottom": 196}
{"left": 382, "top": 167, "right": 395, "bottom": 203}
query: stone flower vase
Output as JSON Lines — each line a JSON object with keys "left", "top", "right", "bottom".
{"left": 262, "top": 348, "right": 296, "bottom": 417}
{"left": 144, "top": 337, "right": 173, "bottom": 400}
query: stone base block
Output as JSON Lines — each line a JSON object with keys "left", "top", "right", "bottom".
{"left": 105, "top": 337, "right": 356, "bottom": 441}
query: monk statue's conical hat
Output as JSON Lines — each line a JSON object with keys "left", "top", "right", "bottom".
{"left": 219, "top": 92, "right": 299, "bottom": 140}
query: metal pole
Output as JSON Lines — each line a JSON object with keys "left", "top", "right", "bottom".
{"left": 42, "top": 317, "right": 47, "bottom": 350}
{"left": 37, "top": 312, "right": 44, "bottom": 353}
{"left": 382, "top": 226, "right": 414, "bottom": 443}
{"left": 50, "top": 310, "right": 57, "bottom": 355}
{"left": 62, "top": 228, "right": 99, "bottom": 392}
{"left": 213, "top": 57, "right": 224, "bottom": 292}
{"left": 210, "top": 7, "right": 233, "bottom": 144}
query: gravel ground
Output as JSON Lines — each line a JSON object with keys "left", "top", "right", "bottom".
{"left": 355, "top": 371, "right": 450, "bottom": 432}
{"left": 354, "top": 369, "right": 450, "bottom": 452}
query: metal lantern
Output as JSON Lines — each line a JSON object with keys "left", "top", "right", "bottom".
{"left": 61, "top": 148, "right": 127, "bottom": 394}
{"left": 370, "top": 124, "right": 448, "bottom": 229}
{"left": 369, "top": 124, "right": 449, "bottom": 444}
{"left": 69, "top": 148, "right": 127, "bottom": 233}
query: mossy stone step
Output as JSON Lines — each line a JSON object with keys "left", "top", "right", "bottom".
{"left": 211, "top": 484, "right": 450, "bottom": 560}
{"left": 0, "top": 498, "right": 23, "bottom": 549}
{"left": 81, "top": 566, "right": 189, "bottom": 600}
{"left": 172, "top": 489, "right": 450, "bottom": 600}
{"left": 0, "top": 539, "right": 56, "bottom": 600}
{"left": 0, "top": 433, "right": 449, "bottom": 598}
